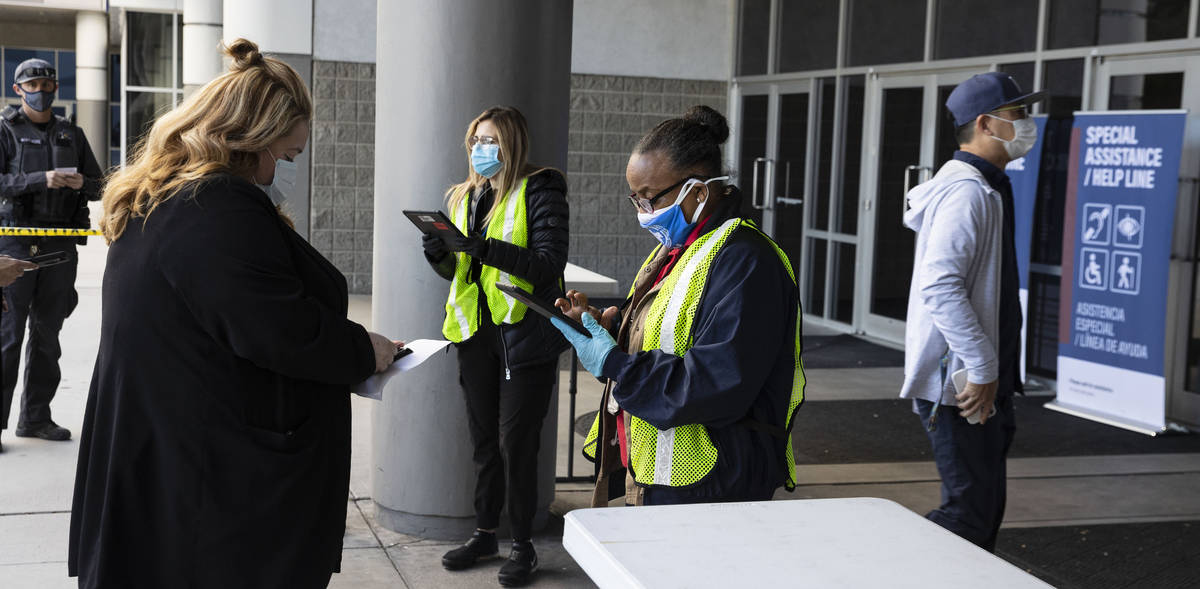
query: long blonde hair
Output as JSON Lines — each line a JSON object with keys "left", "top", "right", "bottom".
{"left": 100, "top": 38, "right": 312, "bottom": 243}
{"left": 446, "top": 106, "right": 544, "bottom": 226}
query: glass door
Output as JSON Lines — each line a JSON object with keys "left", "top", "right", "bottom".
{"left": 734, "top": 82, "right": 816, "bottom": 317}
{"left": 857, "top": 70, "right": 973, "bottom": 343}
{"left": 1096, "top": 53, "right": 1200, "bottom": 428}
{"left": 770, "top": 81, "right": 812, "bottom": 294}
{"left": 734, "top": 89, "right": 770, "bottom": 227}
{"left": 734, "top": 77, "right": 869, "bottom": 329}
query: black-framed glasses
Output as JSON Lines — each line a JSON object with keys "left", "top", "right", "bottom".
{"left": 627, "top": 176, "right": 698, "bottom": 213}
{"left": 468, "top": 135, "right": 498, "bottom": 148}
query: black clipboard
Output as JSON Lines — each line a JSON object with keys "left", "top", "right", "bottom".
{"left": 494, "top": 283, "right": 592, "bottom": 338}
{"left": 403, "top": 209, "right": 465, "bottom": 242}
{"left": 23, "top": 250, "right": 72, "bottom": 269}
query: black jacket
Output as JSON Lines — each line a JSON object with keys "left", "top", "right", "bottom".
{"left": 426, "top": 168, "right": 569, "bottom": 369}
{"left": 600, "top": 188, "right": 802, "bottom": 503}
{"left": 69, "top": 174, "right": 376, "bottom": 588}
{"left": 0, "top": 105, "right": 103, "bottom": 229}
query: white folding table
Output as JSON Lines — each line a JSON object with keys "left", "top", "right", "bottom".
{"left": 563, "top": 497, "right": 1052, "bottom": 588}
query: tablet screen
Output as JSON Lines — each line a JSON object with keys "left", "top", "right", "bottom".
{"left": 494, "top": 283, "right": 591, "bottom": 338}
{"left": 403, "top": 209, "right": 466, "bottom": 242}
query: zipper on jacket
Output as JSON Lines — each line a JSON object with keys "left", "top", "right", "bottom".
{"left": 498, "top": 324, "right": 512, "bottom": 380}
{"left": 928, "top": 353, "right": 948, "bottom": 432}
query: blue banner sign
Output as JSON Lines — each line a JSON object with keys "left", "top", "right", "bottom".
{"left": 1056, "top": 111, "right": 1186, "bottom": 431}
{"left": 1005, "top": 115, "right": 1048, "bottom": 381}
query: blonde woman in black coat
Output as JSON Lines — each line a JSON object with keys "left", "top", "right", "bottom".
{"left": 69, "top": 40, "right": 397, "bottom": 589}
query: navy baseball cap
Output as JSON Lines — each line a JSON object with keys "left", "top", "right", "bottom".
{"left": 946, "top": 72, "right": 1045, "bottom": 127}
{"left": 14, "top": 58, "right": 56, "bottom": 84}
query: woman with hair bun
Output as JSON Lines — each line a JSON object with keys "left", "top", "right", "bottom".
{"left": 68, "top": 39, "right": 399, "bottom": 588}
{"left": 553, "top": 105, "right": 807, "bottom": 507}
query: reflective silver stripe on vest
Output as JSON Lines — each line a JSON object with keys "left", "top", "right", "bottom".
{"left": 448, "top": 202, "right": 472, "bottom": 337}
{"left": 653, "top": 427, "right": 675, "bottom": 486}
{"left": 496, "top": 190, "right": 523, "bottom": 324}
{"left": 447, "top": 265, "right": 471, "bottom": 337}
{"left": 657, "top": 218, "right": 740, "bottom": 351}
{"left": 650, "top": 218, "right": 740, "bottom": 486}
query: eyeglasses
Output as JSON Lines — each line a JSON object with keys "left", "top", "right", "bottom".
{"left": 468, "top": 135, "right": 498, "bottom": 147}
{"left": 990, "top": 104, "right": 1028, "bottom": 118}
{"left": 627, "top": 176, "right": 698, "bottom": 213}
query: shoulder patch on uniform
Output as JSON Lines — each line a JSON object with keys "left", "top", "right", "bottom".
{"left": 0, "top": 106, "right": 17, "bottom": 122}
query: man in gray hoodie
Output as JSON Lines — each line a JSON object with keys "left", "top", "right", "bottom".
{"left": 901, "top": 72, "right": 1045, "bottom": 552}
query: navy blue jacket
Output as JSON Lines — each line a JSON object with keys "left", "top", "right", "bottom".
{"left": 600, "top": 190, "right": 801, "bottom": 503}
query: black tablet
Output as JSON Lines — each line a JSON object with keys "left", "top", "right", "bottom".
{"left": 403, "top": 210, "right": 465, "bottom": 242}
{"left": 494, "top": 283, "right": 592, "bottom": 338}
{"left": 24, "top": 250, "right": 72, "bottom": 269}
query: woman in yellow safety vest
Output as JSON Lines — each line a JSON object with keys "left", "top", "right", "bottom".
{"left": 552, "top": 105, "right": 805, "bottom": 507}
{"left": 420, "top": 106, "right": 568, "bottom": 586}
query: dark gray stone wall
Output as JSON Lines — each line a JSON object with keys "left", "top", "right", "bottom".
{"left": 565, "top": 74, "right": 728, "bottom": 293}
{"left": 310, "top": 60, "right": 377, "bottom": 294}
{"left": 306, "top": 65, "right": 726, "bottom": 295}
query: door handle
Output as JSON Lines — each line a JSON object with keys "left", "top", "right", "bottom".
{"left": 752, "top": 157, "right": 773, "bottom": 210}
{"left": 903, "top": 165, "right": 932, "bottom": 219}
{"left": 775, "top": 160, "right": 803, "bottom": 206}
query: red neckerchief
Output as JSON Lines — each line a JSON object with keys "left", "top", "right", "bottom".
{"left": 616, "top": 216, "right": 715, "bottom": 469}
{"left": 653, "top": 215, "right": 714, "bottom": 286}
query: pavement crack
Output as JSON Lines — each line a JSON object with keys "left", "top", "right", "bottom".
{"left": 352, "top": 497, "right": 412, "bottom": 589}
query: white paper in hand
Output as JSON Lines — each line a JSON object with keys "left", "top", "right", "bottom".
{"left": 353, "top": 339, "right": 452, "bottom": 400}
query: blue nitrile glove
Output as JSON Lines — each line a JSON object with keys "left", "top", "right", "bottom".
{"left": 551, "top": 313, "right": 617, "bottom": 377}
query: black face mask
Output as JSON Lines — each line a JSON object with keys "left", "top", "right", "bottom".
{"left": 21, "top": 89, "right": 55, "bottom": 113}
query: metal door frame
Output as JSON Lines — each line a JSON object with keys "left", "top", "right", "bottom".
{"left": 1094, "top": 52, "right": 1200, "bottom": 428}
{"left": 856, "top": 68, "right": 976, "bottom": 344}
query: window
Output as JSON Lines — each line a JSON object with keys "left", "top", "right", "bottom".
{"left": 1049, "top": 0, "right": 1189, "bottom": 49}
{"left": 124, "top": 11, "right": 183, "bottom": 162}
{"left": 777, "top": 0, "right": 838, "bottom": 72}
{"left": 848, "top": 0, "right": 926, "bottom": 66}
{"left": 738, "top": 0, "right": 772, "bottom": 76}
{"left": 935, "top": 0, "right": 1039, "bottom": 59}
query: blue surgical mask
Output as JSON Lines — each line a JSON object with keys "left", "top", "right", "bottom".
{"left": 22, "top": 90, "right": 54, "bottom": 113}
{"left": 471, "top": 143, "right": 503, "bottom": 178}
{"left": 637, "top": 176, "right": 729, "bottom": 249}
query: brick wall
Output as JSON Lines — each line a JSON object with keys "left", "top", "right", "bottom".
{"left": 310, "top": 60, "right": 376, "bottom": 294}
{"left": 565, "top": 74, "right": 728, "bottom": 294}
{"left": 304, "top": 67, "right": 726, "bottom": 296}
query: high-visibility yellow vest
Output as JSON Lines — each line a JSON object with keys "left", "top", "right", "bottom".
{"left": 583, "top": 217, "right": 805, "bottom": 490}
{"left": 441, "top": 177, "right": 533, "bottom": 342}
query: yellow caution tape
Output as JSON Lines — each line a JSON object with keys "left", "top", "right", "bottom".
{"left": 0, "top": 227, "right": 101, "bottom": 237}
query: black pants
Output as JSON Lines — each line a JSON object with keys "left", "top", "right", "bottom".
{"left": 915, "top": 394, "right": 1016, "bottom": 552}
{"left": 457, "top": 319, "right": 555, "bottom": 541}
{"left": 0, "top": 238, "right": 78, "bottom": 430}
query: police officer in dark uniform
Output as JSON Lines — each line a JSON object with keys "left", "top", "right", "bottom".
{"left": 0, "top": 58, "right": 102, "bottom": 446}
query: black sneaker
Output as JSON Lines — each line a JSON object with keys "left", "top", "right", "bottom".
{"left": 441, "top": 530, "right": 498, "bottom": 570}
{"left": 15, "top": 420, "right": 71, "bottom": 441}
{"left": 498, "top": 540, "right": 538, "bottom": 587}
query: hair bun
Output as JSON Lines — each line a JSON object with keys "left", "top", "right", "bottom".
{"left": 224, "top": 38, "right": 265, "bottom": 72}
{"left": 682, "top": 105, "right": 729, "bottom": 145}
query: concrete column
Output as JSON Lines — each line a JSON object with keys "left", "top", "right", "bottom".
{"left": 371, "top": 0, "right": 573, "bottom": 539}
{"left": 183, "top": 0, "right": 224, "bottom": 98}
{"left": 74, "top": 11, "right": 108, "bottom": 169}
{"left": 222, "top": 0, "right": 314, "bottom": 237}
